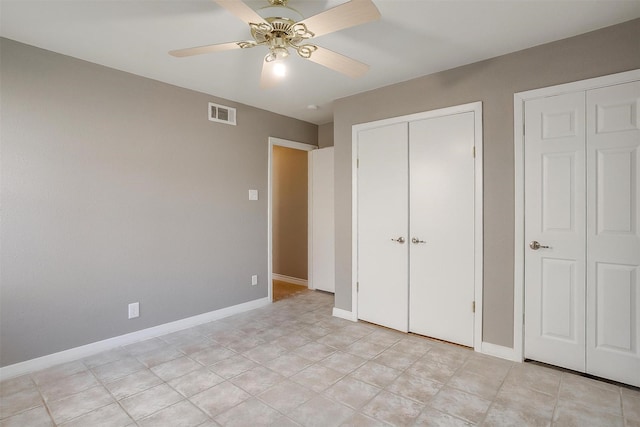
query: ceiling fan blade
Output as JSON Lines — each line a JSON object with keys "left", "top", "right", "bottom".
{"left": 298, "top": 0, "right": 380, "bottom": 38}
{"left": 169, "top": 42, "right": 247, "bottom": 57}
{"left": 260, "top": 60, "right": 283, "bottom": 89}
{"left": 213, "top": 0, "right": 267, "bottom": 25}
{"left": 307, "top": 46, "right": 369, "bottom": 78}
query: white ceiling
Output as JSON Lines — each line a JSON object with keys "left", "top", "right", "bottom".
{"left": 2, "top": 1, "right": 639, "bottom": 124}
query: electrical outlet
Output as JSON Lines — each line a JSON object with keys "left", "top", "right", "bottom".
{"left": 128, "top": 302, "right": 139, "bottom": 319}
{"left": 251, "top": 275, "right": 258, "bottom": 286}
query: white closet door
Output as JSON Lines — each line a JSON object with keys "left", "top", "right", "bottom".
{"left": 408, "top": 112, "right": 476, "bottom": 346}
{"left": 524, "top": 92, "right": 587, "bottom": 372}
{"left": 310, "top": 147, "right": 335, "bottom": 293}
{"left": 357, "top": 123, "right": 409, "bottom": 332}
{"left": 586, "top": 81, "right": 640, "bottom": 386}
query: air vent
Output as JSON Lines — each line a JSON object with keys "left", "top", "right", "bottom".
{"left": 208, "top": 102, "right": 237, "bottom": 126}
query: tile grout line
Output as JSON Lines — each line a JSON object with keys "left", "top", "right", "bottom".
{"left": 36, "top": 374, "right": 57, "bottom": 427}
{"left": 474, "top": 361, "right": 516, "bottom": 426}
{"left": 86, "top": 346, "right": 141, "bottom": 427}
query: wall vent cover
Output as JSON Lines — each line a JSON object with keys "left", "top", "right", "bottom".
{"left": 209, "top": 102, "right": 237, "bottom": 125}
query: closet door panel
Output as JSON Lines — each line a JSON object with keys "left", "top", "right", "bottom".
{"left": 586, "top": 80, "right": 640, "bottom": 387}
{"left": 357, "top": 123, "right": 409, "bottom": 332}
{"left": 408, "top": 112, "right": 476, "bottom": 346}
{"left": 523, "top": 92, "right": 587, "bottom": 372}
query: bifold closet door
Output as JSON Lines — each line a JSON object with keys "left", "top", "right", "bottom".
{"left": 357, "top": 123, "right": 409, "bottom": 332}
{"left": 586, "top": 81, "right": 640, "bottom": 386}
{"left": 524, "top": 79, "right": 640, "bottom": 387}
{"left": 408, "top": 112, "right": 476, "bottom": 347}
{"left": 523, "top": 92, "right": 587, "bottom": 372}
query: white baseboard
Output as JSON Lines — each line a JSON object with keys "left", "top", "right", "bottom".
{"left": 332, "top": 307, "right": 357, "bottom": 322}
{"left": 0, "top": 297, "right": 270, "bottom": 381}
{"left": 272, "top": 273, "right": 308, "bottom": 287}
{"left": 480, "top": 341, "right": 521, "bottom": 362}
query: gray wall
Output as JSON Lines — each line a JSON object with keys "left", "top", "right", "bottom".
{"left": 333, "top": 19, "right": 640, "bottom": 348}
{"left": 272, "top": 146, "right": 308, "bottom": 280}
{"left": 318, "top": 123, "right": 334, "bottom": 148}
{"left": 0, "top": 38, "right": 317, "bottom": 367}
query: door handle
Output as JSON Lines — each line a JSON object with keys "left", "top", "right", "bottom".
{"left": 529, "top": 241, "right": 550, "bottom": 250}
{"left": 391, "top": 237, "right": 405, "bottom": 244}
{"left": 411, "top": 237, "right": 426, "bottom": 244}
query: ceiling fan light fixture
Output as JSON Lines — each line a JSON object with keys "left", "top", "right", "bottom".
{"left": 265, "top": 46, "right": 289, "bottom": 62}
{"left": 273, "top": 62, "right": 287, "bottom": 77}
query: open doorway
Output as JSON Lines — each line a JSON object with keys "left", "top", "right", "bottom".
{"left": 267, "top": 137, "right": 316, "bottom": 302}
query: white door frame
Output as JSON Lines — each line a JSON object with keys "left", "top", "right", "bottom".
{"left": 267, "top": 137, "right": 317, "bottom": 302}
{"left": 513, "top": 69, "right": 640, "bottom": 362}
{"left": 351, "top": 101, "right": 484, "bottom": 352}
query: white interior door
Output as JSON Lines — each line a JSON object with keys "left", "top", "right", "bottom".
{"left": 408, "top": 112, "right": 476, "bottom": 346}
{"left": 309, "top": 147, "right": 335, "bottom": 293}
{"left": 524, "top": 92, "right": 587, "bottom": 372}
{"left": 357, "top": 123, "right": 409, "bottom": 332}
{"left": 586, "top": 81, "right": 640, "bottom": 386}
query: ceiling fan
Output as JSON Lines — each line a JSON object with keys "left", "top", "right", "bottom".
{"left": 169, "top": 0, "right": 381, "bottom": 88}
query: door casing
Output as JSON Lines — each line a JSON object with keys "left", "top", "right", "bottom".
{"left": 267, "top": 137, "right": 317, "bottom": 302}
{"left": 351, "top": 101, "right": 484, "bottom": 352}
{"left": 513, "top": 69, "right": 640, "bottom": 362}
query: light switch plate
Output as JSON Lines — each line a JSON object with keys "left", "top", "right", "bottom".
{"left": 249, "top": 189, "right": 258, "bottom": 201}
{"left": 128, "top": 302, "right": 139, "bottom": 319}
{"left": 251, "top": 275, "right": 258, "bottom": 286}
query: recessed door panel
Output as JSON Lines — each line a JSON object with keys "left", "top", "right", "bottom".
{"left": 596, "top": 148, "right": 636, "bottom": 235}
{"left": 543, "top": 110, "right": 578, "bottom": 139}
{"left": 596, "top": 101, "right": 639, "bottom": 134}
{"left": 595, "top": 263, "right": 636, "bottom": 353}
{"left": 541, "top": 258, "right": 577, "bottom": 341}
{"left": 542, "top": 153, "right": 575, "bottom": 232}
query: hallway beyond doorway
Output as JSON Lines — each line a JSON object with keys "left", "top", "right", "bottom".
{"left": 273, "top": 279, "right": 310, "bottom": 302}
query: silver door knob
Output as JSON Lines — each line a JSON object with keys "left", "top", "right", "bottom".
{"left": 411, "top": 237, "right": 426, "bottom": 244}
{"left": 529, "top": 241, "right": 550, "bottom": 250}
{"left": 391, "top": 237, "right": 405, "bottom": 244}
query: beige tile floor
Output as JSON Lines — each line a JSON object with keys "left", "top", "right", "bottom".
{"left": 1, "top": 291, "right": 639, "bottom": 426}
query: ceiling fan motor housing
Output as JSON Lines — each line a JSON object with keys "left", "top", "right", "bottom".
{"left": 250, "top": 17, "right": 316, "bottom": 61}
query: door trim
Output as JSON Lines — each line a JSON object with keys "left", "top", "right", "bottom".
{"left": 267, "top": 137, "right": 317, "bottom": 302}
{"left": 513, "top": 69, "right": 640, "bottom": 362}
{"left": 351, "top": 101, "right": 484, "bottom": 352}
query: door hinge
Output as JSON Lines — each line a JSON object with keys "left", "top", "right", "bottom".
{"left": 472, "top": 301, "right": 476, "bottom": 313}
{"left": 472, "top": 146, "right": 476, "bottom": 158}
{"left": 357, "top": 158, "right": 359, "bottom": 168}
{"left": 357, "top": 282, "right": 359, "bottom": 292}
